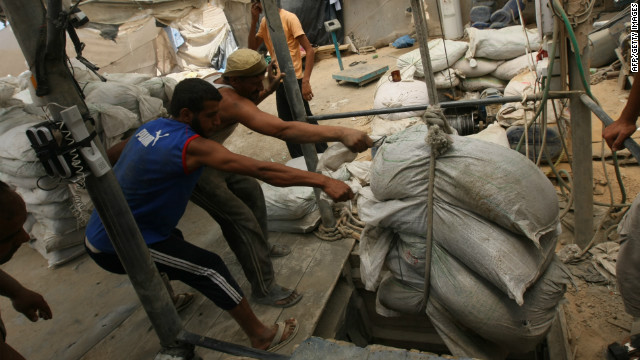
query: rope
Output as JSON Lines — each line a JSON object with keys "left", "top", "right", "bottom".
{"left": 313, "top": 206, "right": 365, "bottom": 241}
{"left": 421, "top": 108, "right": 453, "bottom": 304}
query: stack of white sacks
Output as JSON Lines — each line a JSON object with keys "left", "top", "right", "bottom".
{"left": 0, "top": 67, "right": 176, "bottom": 267}
{"left": 356, "top": 124, "right": 571, "bottom": 359}
{"left": 371, "top": 25, "right": 550, "bottom": 139}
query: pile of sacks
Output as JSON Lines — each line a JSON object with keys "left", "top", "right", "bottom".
{"left": 374, "top": 25, "right": 540, "bottom": 105}
{"left": 357, "top": 124, "right": 571, "bottom": 359}
{"left": 0, "top": 68, "right": 177, "bottom": 267}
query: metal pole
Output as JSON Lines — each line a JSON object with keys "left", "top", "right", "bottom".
{"left": 568, "top": 44, "right": 593, "bottom": 249}
{"left": 330, "top": 31, "right": 344, "bottom": 71}
{"left": 0, "top": 0, "right": 190, "bottom": 356}
{"left": 410, "top": 0, "right": 439, "bottom": 105}
{"left": 307, "top": 91, "right": 579, "bottom": 121}
{"left": 261, "top": 0, "right": 336, "bottom": 228}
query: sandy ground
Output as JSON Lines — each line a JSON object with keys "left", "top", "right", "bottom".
{"left": 235, "top": 46, "right": 640, "bottom": 359}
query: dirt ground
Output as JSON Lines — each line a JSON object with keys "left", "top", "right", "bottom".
{"left": 231, "top": 46, "right": 640, "bottom": 359}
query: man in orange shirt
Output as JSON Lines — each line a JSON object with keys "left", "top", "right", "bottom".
{"left": 248, "top": 0, "right": 328, "bottom": 158}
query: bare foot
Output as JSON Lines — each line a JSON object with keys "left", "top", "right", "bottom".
{"left": 253, "top": 318, "right": 298, "bottom": 350}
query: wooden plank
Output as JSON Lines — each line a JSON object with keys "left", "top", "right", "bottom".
{"left": 195, "top": 231, "right": 309, "bottom": 358}
{"left": 546, "top": 305, "right": 573, "bottom": 360}
{"left": 276, "top": 236, "right": 356, "bottom": 354}
{"left": 313, "top": 276, "right": 353, "bottom": 339}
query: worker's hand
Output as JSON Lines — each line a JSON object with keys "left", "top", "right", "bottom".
{"left": 11, "top": 286, "right": 52, "bottom": 322}
{"left": 341, "top": 129, "right": 374, "bottom": 152}
{"left": 301, "top": 80, "right": 313, "bottom": 101}
{"left": 251, "top": 1, "right": 262, "bottom": 19}
{"left": 322, "top": 178, "right": 354, "bottom": 202}
{"left": 603, "top": 118, "right": 637, "bottom": 152}
{"left": 266, "top": 61, "right": 284, "bottom": 93}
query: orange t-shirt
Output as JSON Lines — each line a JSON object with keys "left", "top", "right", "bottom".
{"left": 257, "top": 9, "right": 305, "bottom": 79}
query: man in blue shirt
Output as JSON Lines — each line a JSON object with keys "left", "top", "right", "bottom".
{"left": 85, "top": 78, "right": 354, "bottom": 350}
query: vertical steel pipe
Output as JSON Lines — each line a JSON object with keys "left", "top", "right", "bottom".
{"left": 261, "top": 0, "right": 336, "bottom": 228}
{"left": 1, "top": 0, "right": 188, "bottom": 353}
{"left": 410, "top": 0, "right": 439, "bottom": 105}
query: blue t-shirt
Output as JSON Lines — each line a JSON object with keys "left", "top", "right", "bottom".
{"left": 86, "top": 118, "right": 203, "bottom": 253}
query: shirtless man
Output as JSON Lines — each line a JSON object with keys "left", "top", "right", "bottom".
{"left": 191, "top": 48, "right": 372, "bottom": 308}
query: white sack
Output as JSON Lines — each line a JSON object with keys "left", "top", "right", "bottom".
{"left": 397, "top": 40, "right": 468, "bottom": 76}
{"left": 0, "top": 157, "right": 46, "bottom": 178}
{"left": 317, "top": 142, "right": 357, "bottom": 172}
{"left": 370, "top": 125, "right": 559, "bottom": 244}
{"left": 466, "top": 26, "right": 541, "bottom": 60}
{"left": 15, "top": 185, "right": 70, "bottom": 205}
{"left": 28, "top": 240, "right": 86, "bottom": 268}
{"left": 84, "top": 81, "right": 164, "bottom": 124}
{"left": 491, "top": 52, "right": 538, "bottom": 81}
{"left": 261, "top": 184, "right": 317, "bottom": 221}
{"left": 27, "top": 201, "right": 75, "bottom": 220}
{"left": 434, "top": 69, "right": 461, "bottom": 89}
{"left": 370, "top": 116, "right": 423, "bottom": 137}
{"left": 460, "top": 76, "right": 507, "bottom": 92}
{"left": 466, "top": 122, "right": 510, "bottom": 148}
{"left": 30, "top": 222, "right": 85, "bottom": 253}
{"left": 373, "top": 81, "right": 429, "bottom": 120}
{"left": 451, "top": 57, "right": 502, "bottom": 77}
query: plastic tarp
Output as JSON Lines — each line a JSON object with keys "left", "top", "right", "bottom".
{"left": 173, "top": 5, "right": 234, "bottom": 70}
{"left": 66, "top": 16, "right": 164, "bottom": 75}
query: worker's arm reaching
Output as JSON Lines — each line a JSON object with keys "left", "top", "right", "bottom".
{"left": 603, "top": 72, "right": 640, "bottom": 151}
{"left": 255, "top": 61, "right": 284, "bottom": 105}
{"left": 298, "top": 33, "right": 315, "bottom": 101}
{"left": 218, "top": 90, "right": 373, "bottom": 152}
{"left": 248, "top": 1, "right": 264, "bottom": 51}
{"left": 185, "top": 137, "right": 354, "bottom": 202}
{"left": 0, "top": 270, "right": 51, "bottom": 322}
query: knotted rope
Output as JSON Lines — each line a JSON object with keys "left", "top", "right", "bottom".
{"left": 421, "top": 107, "right": 453, "bottom": 305}
{"left": 314, "top": 206, "right": 366, "bottom": 241}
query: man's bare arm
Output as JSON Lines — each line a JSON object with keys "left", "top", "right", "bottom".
{"left": 106, "top": 137, "right": 131, "bottom": 165}
{"left": 603, "top": 72, "right": 640, "bottom": 151}
{"left": 220, "top": 93, "right": 372, "bottom": 152}
{"left": 248, "top": 2, "right": 264, "bottom": 50}
{"left": 185, "top": 137, "right": 354, "bottom": 201}
{"left": 0, "top": 270, "right": 52, "bottom": 322}
{"left": 298, "top": 34, "right": 315, "bottom": 101}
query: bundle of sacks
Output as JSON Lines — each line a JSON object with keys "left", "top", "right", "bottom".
{"left": 388, "top": 25, "right": 540, "bottom": 93}
{"left": 262, "top": 145, "right": 371, "bottom": 233}
{"left": 0, "top": 68, "right": 177, "bottom": 267}
{"left": 357, "top": 124, "right": 571, "bottom": 359}
{"left": 0, "top": 76, "right": 88, "bottom": 267}
{"left": 370, "top": 26, "right": 543, "bottom": 142}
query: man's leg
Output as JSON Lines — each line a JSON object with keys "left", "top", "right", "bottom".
{"left": 191, "top": 168, "right": 300, "bottom": 307}
{"left": 275, "top": 81, "right": 328, "bottom": 158}
{"left": 148, "top": 231, "right": 245, "bottom": 310}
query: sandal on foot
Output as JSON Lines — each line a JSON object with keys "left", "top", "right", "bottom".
{"left": 173, "top": 292, "right": 195, "bottom": 312}
{"left": 267, "top": 319, "right": 299, "bottom": 352}
{"left": 269, "top": 244, "right": 291, "bottom": 257}
{"left": 252, "top": 286, "right": 302, "bottom": 308}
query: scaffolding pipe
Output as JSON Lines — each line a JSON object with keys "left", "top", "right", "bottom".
{"left": 261, "top": 0, "right": 336, "bottom": 228}
{"left": 1, "top": 0, "right": 191, "bottom": 356}
{"left": 307, "top": 91, "right": 579, "bottom": 121}
{"left": 410, "top": 0, "right": 439, "bottom": 105}
{"left": 568, "top": 46, "right": 594, "bottom": 249}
